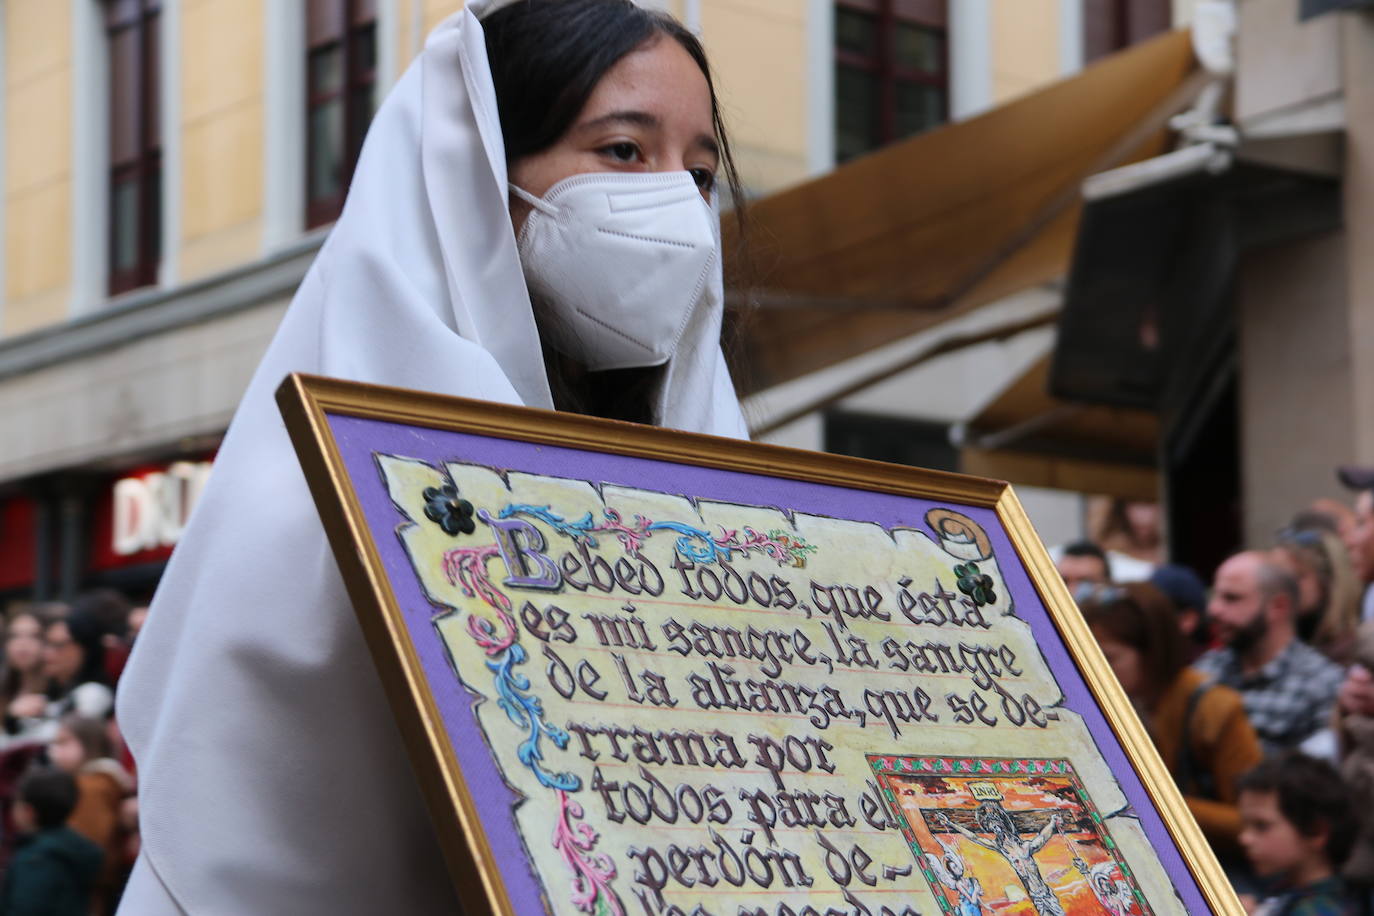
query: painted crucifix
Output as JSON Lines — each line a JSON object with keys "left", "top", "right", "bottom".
{"left": 932, "top": 782, "right": 1068, "bottom": 916}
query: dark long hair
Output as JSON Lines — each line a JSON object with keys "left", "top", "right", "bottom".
{"left": 482, "top": 0, "right": 745, "bottom": 425}
{"left": 1079, "top": 582, "right": 1187, "bottom": 705}
{"left": 47, "top": 610, "right": 109, "bottom": 697}
{"left": 483, "top": 0, "right": 744, "bottom": 216}
{"left": 0, "top": 607, "right": 58, "bottom": 705}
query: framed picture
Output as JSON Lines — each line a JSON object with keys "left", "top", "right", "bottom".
{"left": 276, "top": 373, "right": 1241, "bottom": 916}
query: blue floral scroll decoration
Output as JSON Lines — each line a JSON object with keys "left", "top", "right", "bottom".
{"left": 443, "top": 544, "right": 578, "bottom": 792}
{"left": 498, "top": 504, "right": 816, "bottom": 567}
{"left": 486, "top": 643, "right": 578, "bottom": 791}
{"left": 499, "top": 504, "right": 601, "bottom": 545}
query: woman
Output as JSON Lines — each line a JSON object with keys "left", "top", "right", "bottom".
{"left": 1093, "top": 498, "right": 1164, "bottom": 570}
{"left": 0, "top": 610, "right": 51, "bottom": 746}
{"left": 42, "top": 614, "right": 113, "bottom": 722}
{"left": 1079, "top": 582, "right": 1262, "bottom": 863}
{"left": 49, "top": 714, "right": 133, "bottom": 915}
{"left": 115, "top": 2, "right": 747, "bottom": 912}
{"left": 3, "top": 610, "right": 112, "bottom": 749}
{"left": 1272, "top": 526, "right": 1360, "bottom": 664}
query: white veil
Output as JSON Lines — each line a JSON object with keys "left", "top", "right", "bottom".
{"left": 115, "top": 4, "right": 746, "bottom": 912}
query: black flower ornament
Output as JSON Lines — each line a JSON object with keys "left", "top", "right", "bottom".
{"left": 953, "top": 562, "right": 997, "bottom": 607}
{"left": 422, "top": 484, "right": 476, "bottom": 536}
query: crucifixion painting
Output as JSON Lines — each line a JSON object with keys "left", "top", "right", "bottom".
{"left": 869, "top": 755, "right": 1153, "bottom": 916}
{"left": 936, "top": 802, "right": 1066, "bottom": 915}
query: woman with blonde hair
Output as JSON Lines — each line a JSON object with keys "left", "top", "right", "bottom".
{"left": 1273, "top": 525, "right": 1361, "bottom": 664}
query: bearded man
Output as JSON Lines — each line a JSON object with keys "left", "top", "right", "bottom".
{"left": 1194, "top": 551, "right": 1344, "bottom": 755}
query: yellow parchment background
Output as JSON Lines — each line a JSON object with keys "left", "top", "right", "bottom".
{"left": 377, "top": 455, "right": 1186, "bottom": 916}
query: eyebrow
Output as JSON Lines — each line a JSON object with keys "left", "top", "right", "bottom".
{"left": 576, "top": 109, "right": 719, "bottom": 160}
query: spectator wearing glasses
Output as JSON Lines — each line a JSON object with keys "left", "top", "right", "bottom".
{"left": 1079, "top": 582, "right": 1262, "bottom": 863}
{"left": 1195, "top": 551, "right": 1345, "bottom": 757}
{"left": 41, "top": 612, "right": 113, "bottom": 727}
{"left": 1056, "top": 540, "right": 1112, "bottom": 597}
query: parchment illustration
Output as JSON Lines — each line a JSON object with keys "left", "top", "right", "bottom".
{"left": 375, "top": 455, "right": 1186, "bottom": 916}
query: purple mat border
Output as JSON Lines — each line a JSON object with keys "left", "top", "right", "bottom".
{"left": 327, "top": 411, "right": 1204, "bottom": 915}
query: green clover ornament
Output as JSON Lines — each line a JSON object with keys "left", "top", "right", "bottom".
{"left": 953, "top": 561, "right": 997, "bottom": 607}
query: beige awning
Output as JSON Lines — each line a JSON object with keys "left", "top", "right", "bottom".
{"left": 959, "top": 355, "right": 1160, "bottom": 500}
{"left": 728, "top": 29, "right": 1205, "bottom": 396}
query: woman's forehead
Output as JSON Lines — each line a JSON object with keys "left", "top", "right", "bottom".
{"left": 577, "top": 38, "right": 713, "bottom": 137}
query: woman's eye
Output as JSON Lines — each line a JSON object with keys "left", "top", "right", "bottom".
{"left": 690, "top": 168, "right": 716, "bottom": 193}
{"left": 602, "top": 142, "right": 640, "bottom": 163}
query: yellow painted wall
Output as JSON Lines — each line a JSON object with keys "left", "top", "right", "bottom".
{"left": 4, "top": 0, "right": 73, "bottom": 336}
{"left": 424, "top": 0, "right": 464, "bottom": 36}
{"left": 700, "top": 0, "right": 809, "bottom": 194}
{"left": 179, "top": 0, "right": 265, "bottom": 280}
{"left": 990, "top": 0, "right": 1062, "bottom": 105}
{"left": 397, "top": 0, "right": 416, "bottom": 69}
{"left": 390, "top": 1, "right": 466, "bottom": 70}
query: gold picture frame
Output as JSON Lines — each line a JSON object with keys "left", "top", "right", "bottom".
{"left": 276, "top": 372, "right": 1242, "bottom": 916}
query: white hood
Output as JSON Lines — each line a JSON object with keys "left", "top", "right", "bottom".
{"left": 115, "top": 4, "right": 745, "bottom": 912}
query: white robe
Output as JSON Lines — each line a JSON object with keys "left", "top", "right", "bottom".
{"left": 115, "top": 5, "right": 746, "bottom": 912}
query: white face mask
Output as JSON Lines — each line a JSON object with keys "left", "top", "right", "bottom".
{"left": 511, "top": 171, "right": 718, "bottom": 372}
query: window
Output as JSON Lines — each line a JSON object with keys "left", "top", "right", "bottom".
{"left": 834, "top": 0, "right": 947, "bottom": 164}
{"left": 106, "top": 0, "right": 162, "bottom": 296}
{"left": 305, "top": 0, "right": 378, "bottom": 228}
{"left": 1083, "top": 0, "right": 1171, "bottom": 63}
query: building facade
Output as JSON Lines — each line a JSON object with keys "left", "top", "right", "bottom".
{"left": 0, "top": 0, "right": 1179, "bottom": 602}
{"left": 1048, "top": 0, "right": 1374, "bottom": 574}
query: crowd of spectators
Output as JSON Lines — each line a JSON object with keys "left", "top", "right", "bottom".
{"left": 0, "top": 590, "right": 141, "bottom": 914}
{"left": 1059, "top": 468, "right": 1374, "bottom": 915}
{"left": 7, "top": 473, "right": 1374, "bottom": 913}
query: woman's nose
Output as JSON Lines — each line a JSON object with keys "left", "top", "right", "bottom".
{"left": 652, "top": 154, "right": 688, "bottom": 174}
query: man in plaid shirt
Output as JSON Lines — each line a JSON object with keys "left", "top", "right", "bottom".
{"left": 1195, "top": 551, "right": 1345, "bottom": 755}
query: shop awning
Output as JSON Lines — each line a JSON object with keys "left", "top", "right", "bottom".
{"left": 727, "top": 28, "right": 1206, "bottom": 397}
{"left": 959, "top": 354, "right": 1160, "bottom": 501}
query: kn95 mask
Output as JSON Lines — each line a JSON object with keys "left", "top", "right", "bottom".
{"left": 511, "top": 170, "right": 718, "bottom": 372}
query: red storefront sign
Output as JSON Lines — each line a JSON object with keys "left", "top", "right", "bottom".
{"left": 89, "top": 460, "right": 213, "bottom": 571}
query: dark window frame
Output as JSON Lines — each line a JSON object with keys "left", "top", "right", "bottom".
{"left": 823, "top": 410, "right": 960, "bottom": 473}
{"left": 305, "top": 0, "right": 378, "bottom": 228}
{"left": 105, "top": 0, "right": 162, "bottom": 297}
{"left": 1083, "top": 0, "right": 1172, "bottom": 63}
{"left": 834, "top": 0, "right": 948, "bottom": 163}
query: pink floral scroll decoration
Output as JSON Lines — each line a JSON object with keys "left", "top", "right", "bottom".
{"left": 553, "top": 789, "right": 625, "bottom": 916}
{"left": 598, "top": 508, "right": 652, "bottom": 557}
{"left": 441, "top": 544, "right": 518, "bottom": 654}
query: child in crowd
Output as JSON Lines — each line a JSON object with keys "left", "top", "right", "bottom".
{"left": 0, "top": 766, "right": 102, "bottom": 916}
{"left": 1239, "top": 752, "right": 1358, "bottom": 915}
{"left": 47, "top": 715, "right": 132, "bottom": 915}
